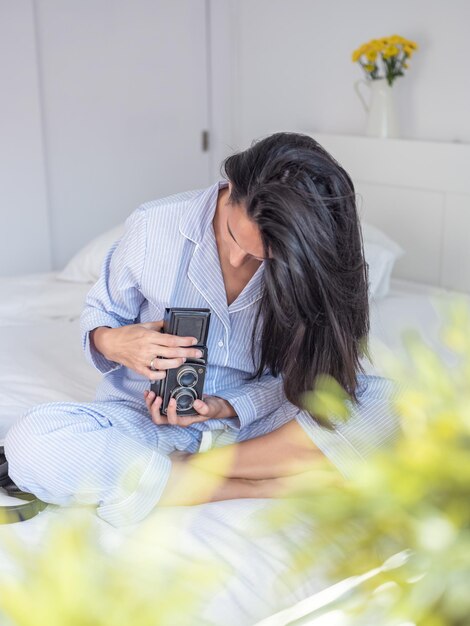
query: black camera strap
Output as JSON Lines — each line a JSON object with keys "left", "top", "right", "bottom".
{"left": 0, "top": 446, "right": 48, "bottom": 524}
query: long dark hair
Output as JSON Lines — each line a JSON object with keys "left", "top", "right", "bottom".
{"left": 221, "top": 132, "right": 370, "bottom": 417}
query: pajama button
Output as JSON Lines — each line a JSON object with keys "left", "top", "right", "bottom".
{"left": 218, "top": 340, "right": 224, "bottom": 347}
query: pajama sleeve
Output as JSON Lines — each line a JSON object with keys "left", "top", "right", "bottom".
{"left": 79, "top": 206, "right": 147, "bottom": 374}
{"left": 294, "top": 374, "right": 405, "bottom": 478}
{"left": 216, "top": 371, "right": 291, "bottom": 429}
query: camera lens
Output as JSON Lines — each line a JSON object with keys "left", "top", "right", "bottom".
{"left": 177, "top": 366, "right": 198, "bottom": 388}
{"left": 171, "top": 387, "right": 197, "bottom": 411}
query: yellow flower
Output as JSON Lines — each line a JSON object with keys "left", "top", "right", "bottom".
{"left": 382, "top": 44, "right": 399, "bottom": 59}
{"left": 389, "top": 34, "right": 407, "bottom": 45}
{"left": 351, "top": 48, "right": 363, "bottom": 63}
{"left": 364, "top": 63, "right": 376, "bottom": 72}
{"left": 352, "top": 44, "right": 364, "bottom": 62}
{"left": 403, "top": 62, "right": 409, "bottom": 69}
{"left": 370, "top": 39, "right": 384, "bottom": 52}
{"left": 351, "top": 35, "right": 418, "bottom": 65}
{"left": 401, "top": 38, "right": 418, "bottom": 50}
{"left": 352, "top": 43, "right": 373, "bottom": 62}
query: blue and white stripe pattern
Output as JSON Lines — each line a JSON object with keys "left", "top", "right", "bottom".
{"left": 4, "top": 180, "right": 404, "bottom": 527}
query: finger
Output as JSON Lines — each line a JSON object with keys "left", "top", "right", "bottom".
{"left": 145, "top": 369, "right": 166, "bottom": 383}
{"left": 144, "top": 389, "right": 157, "bottom": 411}
{"left": 148, "top": 393, "right": 168, "bottom": 425}
{"left": 149, "top": 356, "right": 188, "bottom": 371}
{"left": 164, "top": 400, "right": 206, "bottom": 427}
{"left": 171, "top": 399, "right": 210, "bottom": 427}
{"left": 166, "top": 397, "right": 180, "bottom": 426}
{"left": 149, "top": 346, "right": 204, "bottom": 360}
{"left": 155, "top": 333, "right": 199, "bottom": 348}
{"left": 151, "top": 395, "right": 167, "bottom": 425}
{"left": 144, "top": 388, "right": 156, "bottom": 411}
{"left": 192, "top": 399, "right": 210, "bottom": 416}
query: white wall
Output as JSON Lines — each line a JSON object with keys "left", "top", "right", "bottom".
{"left": 36, "top": 0, "right": 211, "bottom": 271}
{"left": 2, "top": 0, "right": 469, "bottom": 277}
{"left": 0, "top": 0, "right": 51, "bottom": 275}
{"left": 229, "top": 0, "right": 470, "bottom": 149}
{"left": 0, "top": 0, "right": 213, "bottom": 276}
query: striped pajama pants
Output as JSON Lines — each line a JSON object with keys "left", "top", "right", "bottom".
{"left": 3, "top": 375, "right": 403, "bottom": 527}
{"left": 4, "top": 399, "right": 217, "bottom": 526}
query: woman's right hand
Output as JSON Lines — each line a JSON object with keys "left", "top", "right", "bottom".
{"left": 90, "top": 321, "right": 203, "bottom": 382}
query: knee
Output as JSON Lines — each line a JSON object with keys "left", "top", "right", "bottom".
{"left": 4, "top": 403, "right": 64, "bottom": 484}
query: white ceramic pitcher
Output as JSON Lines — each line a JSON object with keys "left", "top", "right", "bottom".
{"left": 354, "top": 78, "right": 399, "bottom": 138}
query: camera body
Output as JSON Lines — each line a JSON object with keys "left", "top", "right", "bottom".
{"left": 150, "top": 307, "right": 211, "bottom": 416}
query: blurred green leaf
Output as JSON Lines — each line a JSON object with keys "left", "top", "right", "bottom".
{"left": 259, "top": 295, "right": 470, "bottom": 626}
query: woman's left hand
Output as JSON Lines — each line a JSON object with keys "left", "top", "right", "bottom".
{"left": 144, "top": 390, "right": 237, "bottom": 427}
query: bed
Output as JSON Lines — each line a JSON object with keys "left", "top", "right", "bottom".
{"left": 0, "top": 268, "right": 465, "bottom": 626}
{"left": 1, "top": 132, "right": 468, "bottom": 624}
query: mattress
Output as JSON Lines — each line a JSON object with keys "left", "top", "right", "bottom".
{"left": 0, "top": 271, "right": 467, "bottom": 625}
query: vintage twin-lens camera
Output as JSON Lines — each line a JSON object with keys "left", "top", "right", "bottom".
{"left": 150, "top": 307, "right": 211, "bottom": 416}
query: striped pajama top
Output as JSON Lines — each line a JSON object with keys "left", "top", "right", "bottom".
{"left": 80, "top": 179, "right": 402, "bottom": 480}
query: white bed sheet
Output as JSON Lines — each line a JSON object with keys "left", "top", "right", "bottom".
{"left": 366, "top": 277, "right": 464, "bottom": 374}
{"left": 0, "top": 272, "right": 91, "bottom": 326}
{"left": 0, "top": 272, "right": 467, "bottom": 625}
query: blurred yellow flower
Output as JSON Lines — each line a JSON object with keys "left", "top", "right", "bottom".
{"left": 351, "top": 50, "right": 361, "bottom": 62}
{"left": 389, "top": 34, "right": 407, "bottom": 45}
{"left": 351, "top": 33, "right": 418, "bottom": 86}
{"left": 382, "top": 44, "right": 399, "bottom": 59}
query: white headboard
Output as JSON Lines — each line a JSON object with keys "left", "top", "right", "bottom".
{"left": 303, "top": 132, "right": 470, "bottom": 295}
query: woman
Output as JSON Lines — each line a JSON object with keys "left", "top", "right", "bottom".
{"left": 4, "top": 132, "right": 401, "bottom": 526}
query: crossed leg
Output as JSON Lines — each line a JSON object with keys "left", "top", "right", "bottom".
{"left": 4, "top": 399, "right": 201, "bottom": 526}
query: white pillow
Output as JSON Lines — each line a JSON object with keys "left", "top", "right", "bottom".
{"left": 57, "top": 223, "right": 125, "bottom": 283}
{"left": 362, "top": 222, "right": 405, "bottom": 300}
{"left": 57, "top": 218, "right": 404, "bottom": 300}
